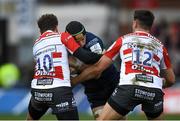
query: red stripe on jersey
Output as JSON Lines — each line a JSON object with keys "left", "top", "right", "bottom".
{"left": 163, "top": 47, "right": 171, "bottom": 69}
{"left": 125, "top": 61, "right": 140, "bottom": 74}
{"left": 123, "top": 48, "right": 132, "bottom": 55}
{"left": 151, "top": 66, "right": 159, "bottom": 76}
{"left": 52, "top": 52, "right": 62, "bottom": 58}
{"left": 125, "top": 61, "right": 159, "bottom": 76}
{"left": 61, "top": 32, "right": 80, "bottom": 54}
{"left": 153, "top": 54, "right": 160, "bottom": 62}
{"left": 105, "top": 37, "right": 122, "bottom": 59}
{"left": 54, "top": 66, "right": 64, "bottom": 79}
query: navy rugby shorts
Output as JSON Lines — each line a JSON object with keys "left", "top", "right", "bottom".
{"left": 85, "top": 81, "right": 118, "bottom": 109}
{"left": 28, "top": 87, "right": 79, "bottom": 120}
{"left": 108, "top": 85, "right": 164, "bottom": 118}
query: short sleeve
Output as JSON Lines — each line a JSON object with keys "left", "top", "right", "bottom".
{"left": 104, "top": 37, "right": 122, "bottom": 60}
{"left": 160, "top": 47, "right": 172, "bottom": 69}
{"left": 61, "top": 32, "right": 80, "bottom": 54}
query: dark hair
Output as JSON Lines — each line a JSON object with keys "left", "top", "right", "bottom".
{"left": 65, "top": 21, "right": 86, "bottom": 36}
{"left": 37, "top": 14, "right": 58, "bottom": 33}
{"left": 134, "top": 10, "right": 154, "bottom": 29}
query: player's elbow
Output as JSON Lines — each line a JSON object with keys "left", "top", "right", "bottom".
{"left": 168, "top": 70, "right": 175, "bottom": 85}
{"left": 163, "top": 69, "right": 176, "bottom": 88}
{"left": 161, "top": 68, "right": 175, "bottom": 88}
{"left": 167, "top": 79, "right": 175, "bottom": 86}
{"left": 164, "top": 79, "right": 175, "bottom": 88}
{"left": 167, "top": 74, "right": 175, "bottom": 86}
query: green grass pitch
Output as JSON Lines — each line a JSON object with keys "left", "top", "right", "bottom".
{"left": 0, "top": 113, "right": 180, "bottom": 120}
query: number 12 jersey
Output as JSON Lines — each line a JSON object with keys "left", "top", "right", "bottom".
{"left": 105, "top": 31, "right": 172, "bottom": 89}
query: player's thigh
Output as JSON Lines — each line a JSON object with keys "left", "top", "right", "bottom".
{"left": 50, "top": 87, "right": 79, "bottom": 120}
{"left": 27, "top": 96, "right": 49, "bottom": 120}
{"left": 99, "top": 85, "right": 140, "bottom": 120}
{"left": 98, "top": 102, "right": 125, "bottom": 120}
{"left": 109, "top": 85, "right": 139, "bottom": 113}
{"left": 87, "top": 84, "right": 116, "bottom": 119}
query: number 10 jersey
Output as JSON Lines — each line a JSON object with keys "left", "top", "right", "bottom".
{"left": 31, "top": 30, "right": 80, "bottom": 89}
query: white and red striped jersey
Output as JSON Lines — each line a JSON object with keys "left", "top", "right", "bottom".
{"left": 105, "top": 31, "right": 171, "bottom": 89}
{"left": 31, "top": 30, "right": 80, "bottom": 89}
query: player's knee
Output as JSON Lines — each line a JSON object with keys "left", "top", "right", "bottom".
{"left": 26, "top": 112, "right": 33, "bottom": 120}
{"left": 92, "top": 106, "right": 104, "bottom": 120}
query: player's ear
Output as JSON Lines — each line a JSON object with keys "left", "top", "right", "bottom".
{"left": 134, "top": 20, "right": 138, "bottom": 28}
{"left": 54, "top": 26, "right": 58, "bottom": 33}
{"left": 132, "top": 20, "right": 137, "bottom": 31}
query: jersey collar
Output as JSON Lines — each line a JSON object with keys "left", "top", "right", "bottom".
{"left": 135, "top": 30, "right": 149, "bottom": 34}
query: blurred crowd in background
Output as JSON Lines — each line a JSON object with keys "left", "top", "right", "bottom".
{"left": 152, "top": 20, "right": 180, "bottom": 78}
{"left": 0, "top": 0, "right": 180, "bottom": 88}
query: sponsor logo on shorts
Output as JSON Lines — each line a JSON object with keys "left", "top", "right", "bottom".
{"left": 56, "top": 102, "right": 69, "bottom": 108}
{"left": 155, "top": 101, "right": 162, "bottom": 107}
{"left": 112, "top": 88, "right": 118, "bottom": 96}
{"left": 134, "top": 88, "right": 155, "bottom": 100}
{"left": 34, "top": 92, "right": 53, "bottom": 101}
{"left": 56, "top": 101, "right": 70, "bottom": 112}
{"left": 55, "top": 97, "right": 77, "bottom": 112}
{"left": 72, "top": 97, "right": 76, "bottom": 107}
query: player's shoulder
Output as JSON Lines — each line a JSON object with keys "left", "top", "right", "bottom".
{"left": 41, "top": 30, "right": 59, "bottom": 38}
{"left": 148, "top": 33, "right": 163, "bottom": 45}
{"left": 86, "top": 32, "right": 102, "bottom": 44}
{"left": 121, "top": 32, "right": 138, "bottom": 39}
{"left": 85, "top": 32, "right": 100, "bottom": 45}
{"left": 122, "top": 32, "right": 163, "bottom": 45}
{"left": 86, "top": 31, "right": 96, "bottom": 37}
{"left": 60, "top": 32, "right": 71, "bottom": 38}
{"left": 86, "top": 32, "right": 100, "bottom": 40}
{"left": 35, "top": 30, "right": 59, "bottom": 44}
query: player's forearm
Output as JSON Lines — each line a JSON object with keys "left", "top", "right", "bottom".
{"left": 161, "top": 68, "right": 175, "bottom": 88}
{"left": 71, "top": 66, "right": 100, "bottom": 85}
